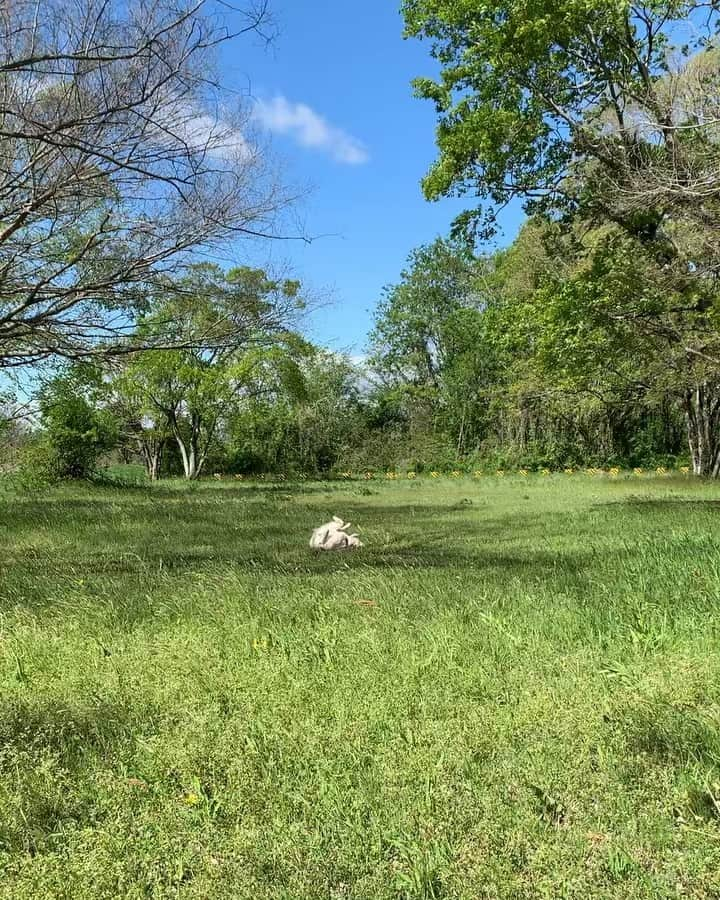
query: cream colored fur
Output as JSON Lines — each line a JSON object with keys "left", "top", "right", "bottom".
{"left": 309, "top": 516, "right": 364, "bottom": 551}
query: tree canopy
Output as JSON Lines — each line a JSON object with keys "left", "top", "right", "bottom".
{"left": 0, "top": 0, "right": 290, "bottom": 366}
{"left": 403, "top": 1, "right": 720, "bottom": 242}
{"left": 111, "top": 264, "right": 308, "bottom": 479}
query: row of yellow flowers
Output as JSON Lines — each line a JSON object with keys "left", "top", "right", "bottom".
{"left": 371, "top": 466, "right": 685, "bottom": 479}
{"left": 215, "top": 466, "right": 691, "bottom": 480}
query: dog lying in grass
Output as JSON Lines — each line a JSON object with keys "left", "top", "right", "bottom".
{"left": 310, "top": 516, "right": 363, "bottom": 551}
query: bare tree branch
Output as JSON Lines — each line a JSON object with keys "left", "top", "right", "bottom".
{"left": 0, "top": 0, "right": 296, "bottom": 365}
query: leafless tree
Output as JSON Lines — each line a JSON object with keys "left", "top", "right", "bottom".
{"left": 0, "top": 0, "right": 294, "bottom": 367}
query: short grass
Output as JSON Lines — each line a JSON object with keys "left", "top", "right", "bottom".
{"left": 1, "top": 472, "right": 720, "bottom": 899}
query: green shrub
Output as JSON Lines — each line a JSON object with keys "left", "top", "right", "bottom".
{"left": 16, "top": 439, "right": 58, "bottom": 490}
{"left": 37, "top": 365, "right": 118, "bottom": 480}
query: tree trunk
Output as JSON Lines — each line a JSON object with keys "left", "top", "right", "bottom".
{"left": 137, "top": 438, "right": 164, "bottom": 481}
{"left": 170, "top": 410, "right": 216, "bottom": 480}
{"left": 129, "top": 423, "right": 165, "bottom": 481}
{"left": 189, "top": 413, "right": 204, "bottom": 480}
{"left": 174, "top": 418, "right": 205, "bottom": 479}
{"left": 175, "top": 433, "right": 199, "bottom": 479}
{"left": 456, "top": 406, "right": 466, "bottom": 455}
{"left": 148, "top": 444, "right": 163, "bottom": 481}
{"left": 683, "top": 382, "right": 720, "bottom": 477}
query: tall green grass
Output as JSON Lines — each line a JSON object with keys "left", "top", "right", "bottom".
{"left": 1, "top": 473, "right": 720, "bottom": 898}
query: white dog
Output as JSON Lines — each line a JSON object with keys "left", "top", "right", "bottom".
{"left": 310, "top": 516, "right": 364, "bottom": 551}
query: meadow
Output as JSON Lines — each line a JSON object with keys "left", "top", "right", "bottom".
{"left": 1, "top": 471, "right": 720, "bottom": 898}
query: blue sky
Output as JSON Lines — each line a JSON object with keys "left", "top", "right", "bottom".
{"left": 220, "top": 0, "right": 525, "bottom": 355}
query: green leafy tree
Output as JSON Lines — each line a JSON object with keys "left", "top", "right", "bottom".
{"left": 224, "top": 350, "right": 366, "bottom": 474}
{"left": 107, "top": 368, "right": 172, "bottom": 481}
{"left": 114, "top": 265, "right": 308, "bottom": 480}
{"left": 369, "top": 237, "right": 502, "bottom": 455}
{"left": 283, "top": 351, "right": 365, "bottom": 474}
{"left": 404, "top": 1, "right": 720, "bottom": 473}
{"left": 504, "top": 226, "right": 720, "bottom": 472}
{"left": 403, "top": 1, "right": 720, "bottom": 236}
{"left": 369, "top": 222, "right": 687, "bottom": 470}
{"left": 473, "top": 219, "right": 688, "bottom": 467}
{"left": 37, "top": 364, "right": 117, "bottom": 479}
{"left": 370, "top": 238, "right": 480, "bottom": 386}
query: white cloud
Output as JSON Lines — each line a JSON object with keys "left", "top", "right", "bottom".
{"left": 253, "top": 95, "right": 369, "bottom": 165}
{"left": 147, "top": 90, "right": 253, "bottom": 162}
{"left": 182, "top": 112, "right": 251, "bottom": 162}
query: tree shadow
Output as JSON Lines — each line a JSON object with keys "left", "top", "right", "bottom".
{"left": 0, "top": 696, "right": 148, "bottom": 853}
{"left": 618, "top": 497, "right": 720, "bottom": 512}
{"left": 0, "top": 491, "right": 595, "bottom": 610}
{"left": 0, "top": 695, "right": 142, "bottom": 767}
{"left": 615, "top": 690, "right": 720, "bottom": 773}
{"left": 94, "top": 479, "right": 355, "bottom": 499}
{"left": 11, "top": 484, "right": 703, "bottom": 626}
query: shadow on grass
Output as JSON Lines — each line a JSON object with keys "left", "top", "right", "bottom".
{"left": 620, "top": 498, "right": 720, "bottom": 511}
{"left": 3, "top": 486, "right": 713, "bottom": 619}
{"left": 0, "top": 696, "right": 141, "bottom": 766}
{"left": 0, "top": 696, "right": 147, "bottom": 853}
{"left": 616, "top": 694, "right": 720, "bottom": 771}
{"left": 0, "top": 492, "right": 583, "bottom": 570}
{"left": 94, "top": 478, "right": 355, "bottom": 498}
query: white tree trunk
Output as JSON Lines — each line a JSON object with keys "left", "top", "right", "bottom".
{"left": 683, "top": 383, "right": 720, "bottom": 477}
{"left": 145, "top": 444, "right": 163, "bottom": 481}
{"left": 175, "top": 434, "right": 199, "bottom": 479}
{"left": 171, "top": 411, "right": 217, "bottom": 480}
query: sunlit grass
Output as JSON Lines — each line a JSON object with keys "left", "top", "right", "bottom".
{"left": 1, "top": 473, "right": 720, "bottom": 897}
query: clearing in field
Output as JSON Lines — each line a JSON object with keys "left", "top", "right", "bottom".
{"left": 1, "top": 474, "right": 720, "bottom": 898}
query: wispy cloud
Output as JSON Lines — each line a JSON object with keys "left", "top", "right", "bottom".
{"left": 253, "top": 95, "right": 369, "bottom": 165}
{"left": 146, "top": 90, "right": 253, "bottom": 163}
{"left": 183, "top": 112, "right": 251, "bottom": 161}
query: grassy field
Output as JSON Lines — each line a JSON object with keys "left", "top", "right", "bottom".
{"left": 1, "top": 472, "right": 720, "bottom": 898}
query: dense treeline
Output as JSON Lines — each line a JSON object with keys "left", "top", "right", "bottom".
{"left": 399, "top": 1, "right": 720, "bottom": 476}
{"left": 4, "top": 0, "right": 720, "bottom": 478}
{"left": 365, "top": 227, "right": 689, "bottom": 472}
{"left": 10, "top": 223, "right": 691, "bottom": 481}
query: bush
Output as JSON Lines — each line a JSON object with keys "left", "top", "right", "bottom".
{"left": 16, "top": 440, "right": 59, "bottom": 490}
{"left": 37, "top": 365, "right": 118, "bottom": 480}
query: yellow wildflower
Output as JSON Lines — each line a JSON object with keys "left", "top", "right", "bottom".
{"left": 183, "top": 793, "right": 201, "bottom": 806}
